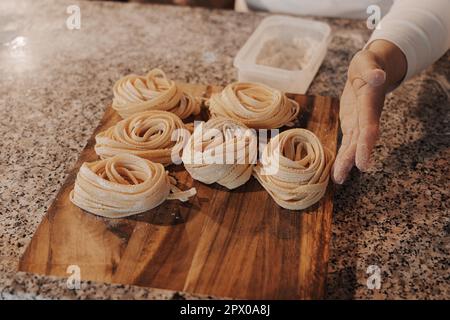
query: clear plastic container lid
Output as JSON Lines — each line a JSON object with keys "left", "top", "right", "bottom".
{"left": 234, "top": 15, "right": 331, "bottom": 94}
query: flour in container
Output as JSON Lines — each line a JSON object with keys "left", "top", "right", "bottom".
{"left": 255, "top": 37, "right": 318, "bottom": 71}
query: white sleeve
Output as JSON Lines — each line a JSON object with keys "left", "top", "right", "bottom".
{"left": 246, "top": 0, "right": 393, "bottom": 19}
{"left": 367, "top": 0, "right": 450, "bottom": 81}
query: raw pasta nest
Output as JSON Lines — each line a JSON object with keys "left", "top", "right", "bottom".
{"left": 112, "top": 68, "right": 200, "bottom": 119}
{"left": 94, "top": 110, "right": 190, "bottom": 166}
{"left": 207, "top": 82, "right": 300, "bottom": 129}
{"left": 253, "top": 128, "right": 334, "bottom": 210}
{"left": 70, "top": 153, "right": 196, "bottom": 218}
{"left": 182, "top": 117, "right": 257, "bottom": 190}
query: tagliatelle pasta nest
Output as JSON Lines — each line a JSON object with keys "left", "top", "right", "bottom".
{"left": 182, "top": 117, "right": 257, "bottom": 190}
{"left": 94, "top": 110, "right": 190, "bottom": 166}
{"left": 70, "top": 154, "right": 196, "bottom": 218}
{"left": 253, "top": 128, "right": 334, "bottom": 210}
{"left": 112, "top": 68, "right": 200, "bottom": 119}
{"left": 207, "top": 82, "right": 300, "bottom": 129}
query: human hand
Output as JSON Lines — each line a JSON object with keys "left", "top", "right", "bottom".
{"left": 332, "top": 40, "right": 407, "bottom": 184}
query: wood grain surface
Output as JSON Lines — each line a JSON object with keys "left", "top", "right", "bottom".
{"left": 19, "top": 83, "right": 339, "bottom": 299}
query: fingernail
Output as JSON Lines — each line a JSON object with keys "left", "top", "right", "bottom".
{"left": 333, "top": 172, "right": 345, "bottom": 184}
{"left": 333, "top": 162, "right": 350, "bottom": 184}
{"left": 368, "top": 69, "right": 386, "bottom": 86}
{"left": 335, "top": 176, "right": 344, "bottom": 184}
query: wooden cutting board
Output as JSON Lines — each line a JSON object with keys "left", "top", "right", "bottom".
{"left": 19, "top": 83, "right": 339, "bottom": 299}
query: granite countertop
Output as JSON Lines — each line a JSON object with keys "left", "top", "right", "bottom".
{"left": 0, "top": 0, "right": 448, "bottom": 300}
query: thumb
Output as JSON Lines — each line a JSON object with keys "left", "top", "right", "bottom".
{"left": 363, "top": 68, "right": 386, "bottom": 87}
{"left": 348, "top": 50, "right": 386, "bottom": 90}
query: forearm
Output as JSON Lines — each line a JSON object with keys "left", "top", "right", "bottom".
{"left": 367, "top": 0, "right": 450, "bottom": 83}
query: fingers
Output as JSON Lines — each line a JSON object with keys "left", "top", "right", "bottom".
{"left": 332, "top": 130, "right": 358, "bottom": 184}
{"left": 349, "top": 51, "right": 386, "bottom": 172}
{"left": 334, "top": 50, "right": 386, "bottom": 184}
{"left": 333, "top": 81, "right": 358, "bottom": 184}
{"left": 353, "top": 75, "right": 385, "bottom": 171}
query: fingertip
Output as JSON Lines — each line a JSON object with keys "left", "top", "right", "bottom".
{"left": 355, "top": 147, "right": 371, "bottom": 172}
{"left": 356, "top": 160, "right": 370, "bottom": 172}
{"left": 332, "top": 174, "right": 345, "bottom": 185}
{"left": 333, "top": 142, "right": 357, "bottom": 185}
{"left": 332, "top": 162, "right": 350, "bottom": 185}
{"left": 367, "top": 69, "right": 386, "bottom": 87}
{"left": 331, "top": 164, "right": 341, "bottom": 184}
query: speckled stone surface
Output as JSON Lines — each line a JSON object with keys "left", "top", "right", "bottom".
{"left": 0, "top": 0, "right": 448, "bottom": 300}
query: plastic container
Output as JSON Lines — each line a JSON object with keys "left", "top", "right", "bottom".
{"left": 234, "top": 15, "right": 331, "bottom": 94}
